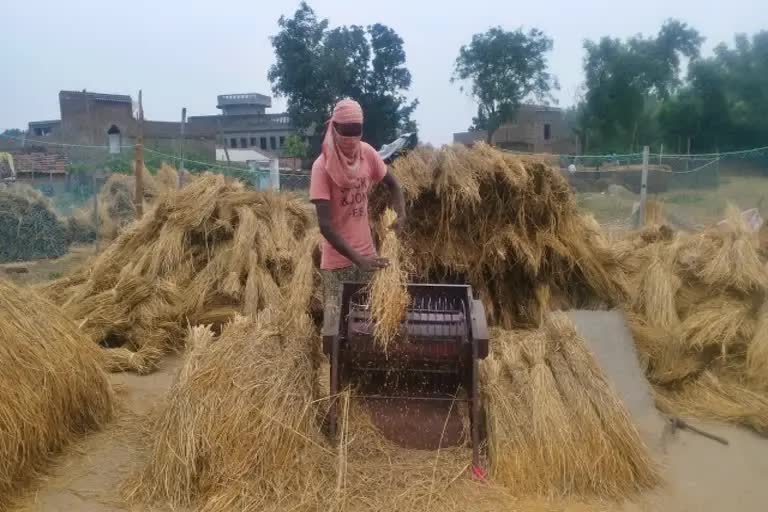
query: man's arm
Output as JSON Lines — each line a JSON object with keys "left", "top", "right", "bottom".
{"left": 313, "top": 199, "right": 388, "bottom": 271}
{"left": 381, "top": 172, "right": 406, "bottom": 231}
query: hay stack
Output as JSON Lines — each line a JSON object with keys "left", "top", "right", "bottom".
{"left": 44, "top": 173, "right": 318, "bottom": 373}
{"left": 370, "top": 208, "right": 410, "bottom": 349}
{"left": 0, "top": 183, "right": 69, "bottom": 262}
{"left": 621, "top": 208, "right": 768, "bottom": 431}
{"left": 372, "top": 143, "right": 627, "bottom": 328}
{"left": 0, "top": 280, "right": 114, "bottom": 508}
{"left": 126, "top": 312, "right": 327, "bottom": 511}
{"left": 481, "top": 313, "right": 659, "bottom": 499}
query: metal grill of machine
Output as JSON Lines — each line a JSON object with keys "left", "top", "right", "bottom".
{"left": 322, "top": 283, "right": 490, "bottom": 472}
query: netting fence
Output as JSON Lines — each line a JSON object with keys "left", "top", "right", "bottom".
{"left": 2, "top": 133, "right": 767, "bottom": 253}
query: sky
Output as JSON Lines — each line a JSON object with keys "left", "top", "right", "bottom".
{"left": 1, "top": 0, "right": 766, "bottom": 145}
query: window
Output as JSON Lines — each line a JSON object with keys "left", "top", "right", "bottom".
{"left": 250, "top": 137, "right": 257, "bottom": 147}
{"left": 279, "top": 136, "right": 286, "bottom": 148}
{"left": 240, "top": 137, "right": 247, "bottom": 148}
{"left": 270, "top": 136, "right": 277, "bottom": 150}
{"left": 260, "top": 137, "right": 267, "bottom": 150}
{"left": 107, "top": 125, "right": 121, "bottom": 154}
{"left": 230, "top": 138, "right": 238, "bottom": 148}
{"left": 543, "top": 124, "right": 551, "bottom": 141}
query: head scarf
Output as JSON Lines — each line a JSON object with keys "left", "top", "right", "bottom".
{"left": 322, "top": 99, "right": 364, "bottom": 189}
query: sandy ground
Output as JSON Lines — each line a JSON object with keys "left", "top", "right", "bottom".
{"left": 0, "top": 245, "right": 96, "bottom": 286}
{"left": 6, "top": 349, "right": 767, "bottom": 512}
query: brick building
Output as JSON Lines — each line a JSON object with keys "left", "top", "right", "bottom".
{"left": 453, "top": 104, "right": 579, "bottom": 154}
{"left": 24, "top": 90, "right": 300, "bottom": 162}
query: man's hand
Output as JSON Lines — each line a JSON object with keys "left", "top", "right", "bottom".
{"left": 390, "top": 214, "right": 406, "bottom": 234}
{"left": 356, "top": 256, "right": 389, "bottom": 272}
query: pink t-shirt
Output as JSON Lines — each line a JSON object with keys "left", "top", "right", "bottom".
{"left": 310, "top": 142, "right": 387, "bottom": 270}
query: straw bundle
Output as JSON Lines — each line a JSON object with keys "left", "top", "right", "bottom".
{"left": 92, "top": 165, "right": 177, "bottom": 241}
{"left": 44, "top": 174, "right": 318, "bottom": 373}
{"left": 371, "top": 143, "right": 627, "bottom": 328}
{"left": 370, "top": 208, "right": 410, "bottom": 349}
{"left": 480, "top": 314, "right": 659, "bottom": 499}
{"left": 619, "top": 208, "right": 768, "bottom": 431}
{"left": 0, "top": 280, "right": 114, "bottom": 508}
{"left": 126, "top": 312, "right": 327, "bottom": 511}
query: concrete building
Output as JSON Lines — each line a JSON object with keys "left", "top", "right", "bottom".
{"left": 188, "top": 93, "right": 300, "bottom": 157}
{"left": 23, "top": 90, "right": 300, "bottom": 162}
{"left": 453, "top": 104, "right": 579, "bottom": 154}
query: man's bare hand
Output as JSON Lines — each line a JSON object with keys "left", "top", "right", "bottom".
{"left": 389, "top": 215, "right": 406, "bottom": 234}
{"left": 356, "top": 256, "right": 389, "bottom": 272}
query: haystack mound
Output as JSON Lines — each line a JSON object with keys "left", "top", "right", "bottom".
{"left": 45, "top": 173, "right": 319, "bottom": 374}
{"left": 0, "top": 279, "right": 114, "bottom": 508}
{"left": 482, "top": 313, "right": 659, "bottom": 499}
{"left": 94, "top": 165, "right": 178, "bottom": 241}
{"left": 0, "top": 183, "right": 69, "bottom": 262}
{"left": 620, "top": 209, "right": 768, "bottom": 432}
{"left": 373, "top": 143, "right": 627, "bottom": 328}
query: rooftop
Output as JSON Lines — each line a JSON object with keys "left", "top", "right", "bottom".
{"left": 217, "top": 93, "right": 271, "bottom": 109}
{"left": 59, "top": 90, "right": 132, "bottom": 104}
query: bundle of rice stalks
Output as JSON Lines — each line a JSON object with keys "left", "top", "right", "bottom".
{"left": 618, "top": 209, "right": 768, "bottom": 432}
{"left": 44, "top": 174, "right": 318, "bottom": 373}
{"left": 372, "top": 143, "right": 627, "bottom": 328}
{"left": 0, "top": 279, "right": 114, "bottom": 508}
{"left": 0, "top": 184, "right": 69, "bottom": 262}
{"left": 126, "top": 312, "right": 329, "bottom": 511}
{"left": 655, "top": 371, "right": 768, "bottom": 435}
{"left": 370, "top": 208, "right": 410, "bottom": 349}
{"left": 481, "top": 314, "right": 659, "bottom": 499}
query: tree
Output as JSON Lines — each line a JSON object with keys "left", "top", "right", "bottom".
{"left": 452, "top": 27, "right": 558, "bottom": 144}
{"left": 1, "top": 129, "right": 23, "bottom": 137}
{"left": 579, "top": 19, "right": 703, "bottom": 151}
{"left": 283, "top": 133, "right": 308, "bottom": 170}
{"left": 269, "top": 3, "right": 418, "bottom": 152}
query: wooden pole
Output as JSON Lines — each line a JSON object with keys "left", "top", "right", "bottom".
{"left": 218, "top": 119, "right": 231, "bottom": 164}
{"left": 637, "top": 145, "right": 650, "bottom": 228}
{"left": 92, "top": 173, "right": 100, "bottom": 252}
{"left": 179, "top": 107, "right": 186, "bottom": 189}
{"left": 134, "top": 90, "right": 144, "bottom": 219}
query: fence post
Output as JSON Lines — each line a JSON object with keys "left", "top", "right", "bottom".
{"left": 179, "top": 107, "right": 186, "bottom": 189}
{"left": 134, "top": 90, "right": 144, "bottom": 219}
{"left": 659, "top": 143, "right": 663, "bottom": 166}
{"left": 270, "top": 158, "right": 280, "bottom": 191}
{"left": 92, "top": 173, "right": 99, "bottom": 252}
{"left": 637, "top": 145, "right": 650, "bottom": 228}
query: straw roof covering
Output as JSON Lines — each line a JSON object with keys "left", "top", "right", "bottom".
{"left": 371, "top": 143, "right": 627, "bottom": 328}
{"left": 43, "top": 173, "right": 319, "bottom": 374}
{"left": 0, "top": 279, "right": 114, "bottom": 508}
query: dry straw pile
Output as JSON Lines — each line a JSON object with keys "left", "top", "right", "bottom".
{"left": 620, "top": 208, "right": 768, "bottom": 432}
{"left": 481, "top": 313, "right": 659, "bottom": 499}
{"left": 0, "top": 279, "right": 114, "bottom": 508}
{"left": 372, "top": 143, "right": 627, "bottom": 328}
{"left": 0, "top": 183, "right": 70, "bottom": 262}
{"left": 44, "top": 173, "right": 318, "bottom": 374}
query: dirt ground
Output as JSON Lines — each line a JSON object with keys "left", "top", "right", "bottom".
{"left": 0, "top": 245, "right": 96, "bottom": 286}
{"left": 6, "top": 350, "right": 768, "bottom": 512}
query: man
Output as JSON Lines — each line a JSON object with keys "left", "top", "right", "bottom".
{"left": 309, "top": 99, "right": 406, "bottom": 315}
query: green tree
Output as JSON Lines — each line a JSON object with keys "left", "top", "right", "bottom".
{"left": 452, "top": 27, "right": 558, "bottom": 143}
{"left": 1, "top": 128, "right": 24, "bottom": 137}
{"left": 269, "top": 2, "right": 418, "bottom": 152}
{"left": 283, "top": 133, "right": 308, "bottom": 170}
{"left": 580, "top": 20, "right": 703, "bottom": 152}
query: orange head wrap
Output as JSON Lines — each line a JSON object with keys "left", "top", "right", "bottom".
{"left": 322, "top": 99, "right": 364, "bottom": 189}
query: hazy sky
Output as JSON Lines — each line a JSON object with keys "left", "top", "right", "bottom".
{"left": 2, "top": 0, "right": 765, "bottom": 145}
